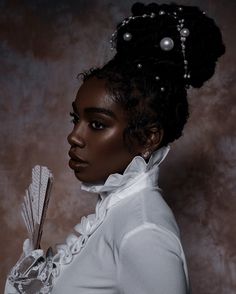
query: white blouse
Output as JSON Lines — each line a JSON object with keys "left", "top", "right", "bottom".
{"left": 5, "top": 146, "right": 190, "bottom": 294}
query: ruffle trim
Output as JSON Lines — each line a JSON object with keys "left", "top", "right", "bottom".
{"left": 8, "top": 249, "right": 54, "bottom": 294}
{"left": 53, "top": 196, "right": 107, "bottom": 268}
{"left": 8, "top": 196, "right": 108, "bottom": 293}
{"left": 81, "top": 146, "right": 170, "bottom": 194}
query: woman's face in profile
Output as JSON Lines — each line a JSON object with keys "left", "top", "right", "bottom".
{"left": 67, "top": 77, "right": 141, "bottom": 183}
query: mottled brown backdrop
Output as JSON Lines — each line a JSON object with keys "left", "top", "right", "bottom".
{"left": 0, "top": 0, "right": 235, "bottom": 293}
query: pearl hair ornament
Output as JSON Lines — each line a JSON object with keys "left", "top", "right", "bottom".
{"left": 110, "top": 13, "right": 156, "bottom": 50}
{"left": 109, "top": 5, "right": 199, "bottom": 87}
{"left": 123, "top": 32, "right": 132, "bottom": 41}
{"left": 160, "top": 37, "right": 174, "bottom": 51}
{"left": 159, "top": 10, "right": 165, "bottom": 15}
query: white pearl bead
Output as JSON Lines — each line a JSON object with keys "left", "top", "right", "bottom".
{"left": 123, "top": 32, "right": 132, "bottom": 41}
{"left": 180, "top": 28, "right": 190, "bottom": 37}
{"left": 160, "top": 37, "right": 174, "bottom": 51}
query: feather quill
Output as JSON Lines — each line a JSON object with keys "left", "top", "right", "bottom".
{"left": 21, "top": 165, "right": 53, "bottom": 249}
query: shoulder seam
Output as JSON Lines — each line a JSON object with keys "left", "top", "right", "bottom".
{"left": 120, "top": 222, "right": 182, "bottom": 253}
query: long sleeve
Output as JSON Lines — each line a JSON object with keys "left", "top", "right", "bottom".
{"left": 4, "top": 241, "right": 54, "bottom": 294}
{"left": 4, "top": 279, "right": 18, "bottom": 294}
{"left": 117, "top": 223, "right": 190, "bottom": 294}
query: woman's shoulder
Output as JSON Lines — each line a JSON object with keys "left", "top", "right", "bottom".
{"left": 103, "top": 187, "right": 180, "bottom": 248}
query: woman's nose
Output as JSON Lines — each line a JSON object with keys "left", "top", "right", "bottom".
{"left": 67, "top": 125, "right": 86, "bottom": 148}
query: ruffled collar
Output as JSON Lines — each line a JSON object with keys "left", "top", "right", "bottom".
{"left": 81, "top": 145, "right": 170, "bottom": 199}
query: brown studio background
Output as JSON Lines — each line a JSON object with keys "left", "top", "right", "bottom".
{"left": 0, "top": 0, "right": 235, "bottom": 293}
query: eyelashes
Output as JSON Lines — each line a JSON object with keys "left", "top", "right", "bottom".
{"left": 90, "top": 121, "right": 106, "bottom": 130}
{"left": 69, "top": 112, "right": 106, "bottom": 130}
{"left": 70, "top": 112, "right": 79, "bottom": 124}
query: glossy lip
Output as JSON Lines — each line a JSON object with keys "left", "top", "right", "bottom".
{"left": 69, "top": 159, "right": 89, "bottom": 171}
{"left": 68, "top": 150, "right": 88, "bottom": 164}
{"left": 68, "top": 150, "right": 89, "bottom": 173}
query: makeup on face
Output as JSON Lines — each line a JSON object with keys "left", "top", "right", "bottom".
{"left": 67, "top": 77, "right": 142, "bottom": 184}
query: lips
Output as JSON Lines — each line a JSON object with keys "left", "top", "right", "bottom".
{"left": 68, "top": 150, "right": 87, "bottom": 163}
{"left": 68, "top": 150, "right": 89, "bottom": 171}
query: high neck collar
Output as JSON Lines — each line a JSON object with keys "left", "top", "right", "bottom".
{"left": 81, "top": 146, "right": 170, "bottom": 200}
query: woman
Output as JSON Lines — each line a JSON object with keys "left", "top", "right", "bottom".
{"left": 5, "top": 2, "right": 225, "bottom": 294}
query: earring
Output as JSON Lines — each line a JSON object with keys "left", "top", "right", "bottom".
{"left": 142, "top": 151, "right": 151, "bottom": 159}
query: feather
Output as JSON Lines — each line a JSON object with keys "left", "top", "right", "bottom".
{"left": 21, "top": 165, "right": 53, "bottom": 249}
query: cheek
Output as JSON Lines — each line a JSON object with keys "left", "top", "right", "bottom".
{"left": 90, "top": 129, "right": 125, "bottom": 153}
{"left": 99, "top": 136, "right": 124, "bottom": 154}
{"left": 89, "top": 129, "right": 132, "bottom": 168}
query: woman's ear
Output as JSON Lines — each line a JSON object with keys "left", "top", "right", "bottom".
{"left": 141, "top": 127, "right": 163, "bottom": 159}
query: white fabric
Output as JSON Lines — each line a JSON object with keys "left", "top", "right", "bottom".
{"left": 5, "top": 146, "right": 190, "bottom": 294}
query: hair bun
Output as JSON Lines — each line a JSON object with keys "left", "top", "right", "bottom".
{"left": 114, "top": 2, "right": 225, "bottom": 88}
{"left": 131, "top": 3, "right": 146, "bottom": 16}
{"left": 180, "top": 6, "right": 225, "bottom": 87}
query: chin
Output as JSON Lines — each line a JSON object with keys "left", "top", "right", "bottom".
{"left": 74, "top": 171, "right": 87, "bottom": 182}
{"left": 73, "top": 171, "right": 107, "bottom": 185}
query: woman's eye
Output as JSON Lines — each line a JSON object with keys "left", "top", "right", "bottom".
{"left": 70, "top": 112, "right": 79, "bottom": 124}
{"left": 90, "top": 121, "right": 105, "bottom": 130}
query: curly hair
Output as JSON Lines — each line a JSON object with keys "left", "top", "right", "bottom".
{"left": 81, "top": 2, "right": 225, "bottom": 147}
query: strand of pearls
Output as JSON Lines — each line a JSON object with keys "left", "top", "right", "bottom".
{"left": 109, "top": 6, "right": 207, "bottom": 87}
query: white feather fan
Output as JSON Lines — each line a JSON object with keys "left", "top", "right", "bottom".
{"left": 21, "top": 165, "right": 53, "bottom": 249}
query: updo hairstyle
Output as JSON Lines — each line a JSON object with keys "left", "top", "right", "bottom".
{"left": 82, "top": 2, "right": 225, "bottom": 148}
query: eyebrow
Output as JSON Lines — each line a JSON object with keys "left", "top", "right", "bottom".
{"left": 72, "top": 102, "right": 116, "bottom": 119}
{"left": 85, "top": 107, "right": 117, "bottom": 119}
